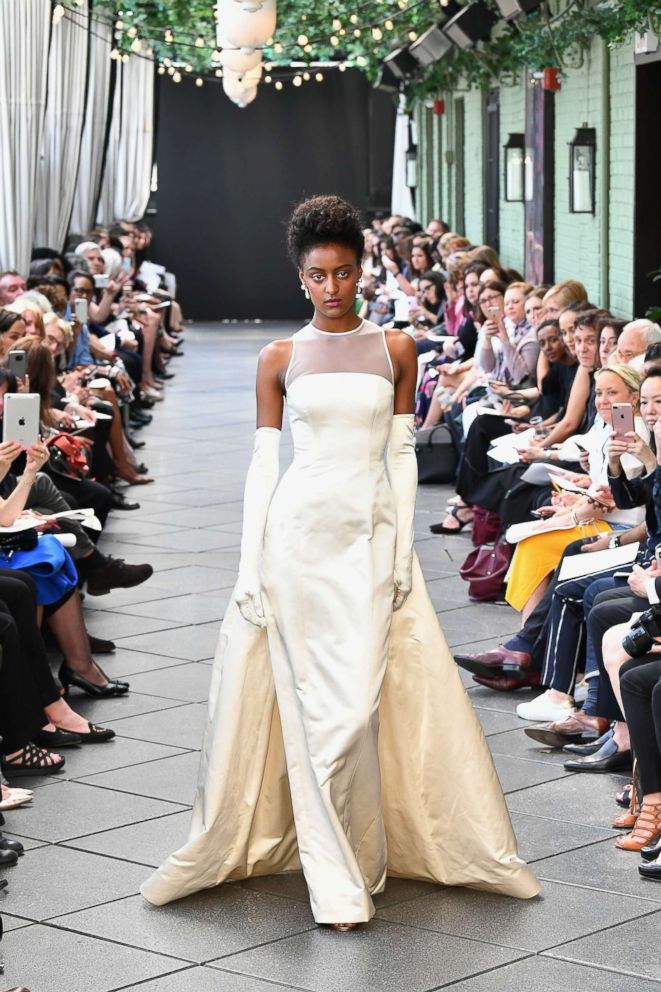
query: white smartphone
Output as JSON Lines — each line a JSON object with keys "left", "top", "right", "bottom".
{"left": 93, "top": 273, "right": 109, "bottom": 289}
{"left": 2, "top": 393, "right": 40, "bottom": 447}
{"left": 74, "top": 298, "right": 89, "bottom": 324}
{"left": 612, "top": 403, "right": 634, "bottom": 436}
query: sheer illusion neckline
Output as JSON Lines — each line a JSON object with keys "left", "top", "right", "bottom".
{"left": 309, "top": 319, "right": 365, "bottom": 337}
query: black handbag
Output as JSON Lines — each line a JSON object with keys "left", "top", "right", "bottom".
{"left": 0, "top": 528, "right": 39, "bottom": 557}
{"left": 414, "top": 424, "right": 459, "bottom": 484}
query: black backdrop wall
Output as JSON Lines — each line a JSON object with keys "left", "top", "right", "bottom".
{"left": 150, "top": 69, "right": 395, "bottom": 320}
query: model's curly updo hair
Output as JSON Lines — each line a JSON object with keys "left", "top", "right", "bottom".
{"left": 287, "top": 195, "right": 364, "bottom": 267}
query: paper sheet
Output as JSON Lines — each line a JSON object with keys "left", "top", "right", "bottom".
{"left": 558, "top": 542, "right": 640, "bottom": 582}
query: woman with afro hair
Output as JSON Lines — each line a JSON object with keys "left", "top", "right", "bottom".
{"left": 143, "top": 195, "right": 538, "bottom": 928}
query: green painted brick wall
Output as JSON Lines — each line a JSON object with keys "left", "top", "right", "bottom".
{"left": 607, "top": 43, "right": 635, "bottom": 318}
{"left": 463, "top": 88, "right": 485, "bottom": 244}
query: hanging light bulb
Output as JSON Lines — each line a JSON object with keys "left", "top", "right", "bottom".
{"left": 212, "top": 48, "right": 222, "bottom": 62}
{"left": 274, "top": 42, "right": 283, "bottom": 53}
{"left": 372, "top": 27, "right": 383, "bottom": 41}
{"left": 275, "top": 80, "right": 283, "bottom": 90}
{"left": 398, "top": 0, "right": 407, "bottom": 8}
{"left": 115, "top": 19, "right": 124, "bottom": 29}
{"left": 384, "top": 19, "right": 394, "bottom": 30}
{"left": 163, "top": 57, "right": 171, "bottom": 66}
{"left": 264, "top": 74, "right": 272, "bottom": 82}
{"left": 303, "top": 71, "right": 310, "bottom": 80}
{"left": 52, "top": 4, "right": 65, "bottom": 24}
{"left": 315, "top": 72, "right": 323, "bottom": 81}
{"left": 195, "top": 35, "right": 205, "bottom": 47}
{"left": 304, "top": 44, "right": 312, "bottom": 53}
{"left": 196, "top": 77, "right": 204, "bottom": 86}
{"left": 330, "top": 35, "right": 339, "bottom": 45}
{"left": 121, "top": 52, "right": 129, "bottom": 62}
{"left": 158, "top": 65, "right": 166, "bottom": 74}
{"left": 165, "top": 27, "right": 174, "bottom": 43}
{"left": 130, "top": 37, "right": 142, "bottom": 52}
{"left": 408, "top": 30, "right": 417, "bottom": 41}
{"left": 167, "top": 65, "right": 175, "bottom": 75}
{"left": 173, "top": 70, "right": 182, "bottom": 82}
{"left": 338, "top": 62, "right": 347, "bottom": 71}
{"left": 349, "top": 13, "right": 358, "bottom": 24}
{"left": 110, "top": 48, "right": 120, "bottom": 60}
{"left": 356, "top": 55, "right": 367, "bottom": 66}
{"left": 293, "top": 75, "right": 302, "bottom": 87}
{"left": 264, "top": 61, "right": 273, "bottom": 71}
{"left": 297, "top": 34, "right": 308, "bottom": 46}
{"left": 185, "top": 63, "right": 193, "bottom": 72}
{"left": 215, "top": 68, "right": 224, "bottom": 76}
{"left": 127, "top": 25, "right": 138, "bottom": 37}
{"left": 332, "top": 18, "right": 342, "bottom": 31}
{"left": 353, "top": 28, "right": 361, "bottom": 37}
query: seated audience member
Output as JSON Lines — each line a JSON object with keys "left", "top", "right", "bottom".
{"left": 6, "top": 296, "right": 47, "bottom": 339}
{"left": 542, "top": 279, "right": 588, "bottom": 319}
{"left": 0, "top": 309, "right": 26, "bottom": 356}
{"left": 598, "top": 316, "right": 626, "bottom": 367}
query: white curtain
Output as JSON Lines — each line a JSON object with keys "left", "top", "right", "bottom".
{"left": 97, "top": 55, "right": 155, "bottom": 224}
{"left": 69, "top": 15, "right": 112, "bottom": 236}
{"left": 0, "top": 0, "right": 51, "bottom": 273}
{"left": 34, "top": 0, "right": 90, "bottom": 249}
{"left": 391, "top": 102, "right": 416, "bottom": 220}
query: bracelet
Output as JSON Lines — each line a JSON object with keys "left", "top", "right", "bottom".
{"left": 570, "top": 508, "right": 579, "bottom": 526}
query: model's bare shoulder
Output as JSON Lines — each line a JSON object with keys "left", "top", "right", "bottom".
{"left": 258, "top": 338, "right": 294, "bottom": 377}
{"left": 384, "top": 328, "right": 417, "bottom": 368}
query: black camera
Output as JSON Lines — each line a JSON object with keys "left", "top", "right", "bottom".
{"left": 622, "top": 604, "right": 661, "bottom": 657}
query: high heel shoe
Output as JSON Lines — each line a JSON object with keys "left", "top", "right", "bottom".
{"left": 58, "top": 662, "right": 129, "bottom": 698}
{"left": 615, "top": 801, "right": 661, "bottom": 851}
{"left": 641, "top": 832, "right": 661, "bottom": 862}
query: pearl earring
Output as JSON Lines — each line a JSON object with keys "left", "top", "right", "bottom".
{"left": 356, "top": 280, "right": 364, "bottom": 292}
{"left": 300, "top": 283, "right": 310, "bottom": 299}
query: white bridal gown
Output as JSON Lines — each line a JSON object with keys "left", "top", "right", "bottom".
{"left": 142, "top": 319, "right": 539, "bottom": 921}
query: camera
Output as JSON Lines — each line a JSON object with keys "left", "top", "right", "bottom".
{"left": 622, "top": 604, "right": 661, "bottom": 657}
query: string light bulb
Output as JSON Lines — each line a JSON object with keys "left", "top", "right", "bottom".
{"left": 158, "top": 65, "right": 166, "bottom": 74}
{"left": 173, "top": 70, "right": 182, "bottom": 82}
{"left": 130, "top": 37, "right": 142, "bottom": 52}
{"left": 356, "top": 55, "right": 367, "bottom": 66}
{"left": 121, "top": 52, "right": 129, "bottom": 62}
{"left": 167, "top": 65, "right": 175, "bottom": 75}
{"left": 315, "top": 72, "right": 323, "bottom": 81}
{"left": 110, "top": 48, "right": 120, "bottom": 60}
{"left": 196, "top": 77, "right": 204, "bottom": 86}
{"left": 274, "top": 42, "right": 283, "bottom": 53}
{"left": 215, "top": 68, "right": 223, "bottom": 76}
{"left": 293, "top": 74, "right": 302, "bottom": 86}
{"left": 275, "top": 80, "right": 283, "bottom": 89}
{"left": 297, "top": 34, "right": 308, "bottom": 46}
{"left": 165, "top": 28, "right": 174, "bottom": 43}
{"left": 303, "top": 71, "right": 310, "bottom": 80}
{"left": 127, "top": 25, "right": 137, "bottom": 37}
{"left": 264, "top": 74, "right": 272, "bottom": 82}
{"left": 338, "top": 62, "right": 347, "bottom": 71}
{"left": 304, "top": 44, "right": 312, "bottom": 53}
{"left": 330, "top": 35, "right": 339, "bottom": 45}
{"left": 332, "top": 18, "right": 342, "bottom": 30}
{"left": 52, "top": 3, "right": 65, "bottom": 24}
{"left": 372, "top": 27, "right": 383, "bottom": 41}
{"left": 185, "top": 63, "right": 193, "bottom": 72}
{"left": 195, "top": 35, "right": 204, "bottom": 47}
{"left": 408, "top": 30, "right": 418, "bottom": 41}
{"left": 349, "top": 13, "right": 358, "bottom": 23}
{"left": 384, "top": 19, "right": 394, "bottom": 30}
{"left": 115, "top": 19, "right": 123, "bottom": 29}
{"left": 353, "top": 28, "right": 361, "bottom": 37}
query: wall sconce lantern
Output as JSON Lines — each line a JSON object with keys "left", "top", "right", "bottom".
{"left": 406, "top": 147, "right": 418, "bottom": 188}
{"left": 503, "top": 133, "right": 525, "bottom": 202}
{"left": 569, "top": 125, "right": 596, "bottom": 214}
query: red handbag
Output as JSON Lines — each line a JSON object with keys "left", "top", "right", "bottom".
{"left": 459, "top": 541, "right": 513, "bottom": 602}
{"left": 471, "top": 506, "right": 501, "bottom": 547}
{"left": 45, "top": 433, "right": 91, "bottom": 480}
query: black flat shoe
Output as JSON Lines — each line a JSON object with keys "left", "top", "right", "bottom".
{"left": 88, "top": 634, "right": 116, "bottom": 654}
{"left": 74, "top": 723, "right": 116, "bottom": 744}
{"left": 0, "top": 848, "right": 18, "bottom": 867}
{"left": 638, "top": 860, "right": 661, "bottom": 880}
{"left": 641, "top": 833, "right": 661, "bottom": 862}
{"left": 563, "top": 735, "right": 632, "bottom": 772}
{"left": 58, "top": 663, "right": 129, "bottom": 698}
{"left": 562, "top": 727, "right": 614, "bottom": 755}
{"left": 0, "top": 834, "right": 24, "bottom": 856}
{"left": 34, "top": 728, "right": 82, "bottom": 748}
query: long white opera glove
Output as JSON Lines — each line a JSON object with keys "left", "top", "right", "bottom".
{"left": 235, "top": 427, "right": 281, "bottom": 627}
{"left": 387, "top": 414, "right": 417, "bottom": 611}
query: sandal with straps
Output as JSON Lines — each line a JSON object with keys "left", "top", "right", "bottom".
{"left": 616, "top": 801, "right": 661, "bottom": 851}
{"left": 1, "top": 741, "right": 66, "bottom": 778}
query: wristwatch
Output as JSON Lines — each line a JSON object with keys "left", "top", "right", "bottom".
{"left": 608, "top": 535, "right": 620, "bottom": 549}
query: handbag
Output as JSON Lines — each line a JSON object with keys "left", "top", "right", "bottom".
{"left": 414, "top": 424, "right": 458, "bottom": 484}
{"left": 470, "top": 507, "right": 502, "bottom": 547}
{"left": 459, "top": 541, "right": 513, "bottom": 602}
{"left": 0, "top": 528, "right": 39, "bottom": 556}
{"left": 45, "top": 433, "right": 91, "bottom": 481}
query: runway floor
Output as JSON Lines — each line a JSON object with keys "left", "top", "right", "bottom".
{"left": 1, "top": 322, "right": 658, "bottom": 991}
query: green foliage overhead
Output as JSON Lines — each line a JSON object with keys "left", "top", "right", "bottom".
{"left": 91, "top": 0, "right": 661, "bottom": 94}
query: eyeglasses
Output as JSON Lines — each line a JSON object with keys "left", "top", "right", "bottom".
{"left": 480, "top": 295, "right": 502, "bottom": 305}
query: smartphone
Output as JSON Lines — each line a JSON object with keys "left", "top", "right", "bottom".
{"left": 2, "top": 393, "right": 40, "bottom": 447}
{"left": 7, "top": 350, "right": 26, "bottom": 378}
{"left": 612, "top": 403, "right": 634, "bottom": 436}
{"left": 486, "top": 306, "right": 502, "bottom": 317}
{"left": 74, "top": 298, "right": 89, "bottom": 324}
{"left": 574, "top": 440, "right": 590, "bottom": 453}
{"left": 121, "top": 257, "right": 132, "bottom": 272}
{"left": 655, "top": 546, "right": 661, "bottom": 567}
{"left": 93, "top": 273, "right": 109, "bottom": 289}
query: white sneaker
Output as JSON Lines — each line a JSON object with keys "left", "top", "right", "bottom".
{"left": 516, "top": 689, "right": 576, "bottom": 722}
{"left": 574, "top": 679, "right": 588, "bottom": 704}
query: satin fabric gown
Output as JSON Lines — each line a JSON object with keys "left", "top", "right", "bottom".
{"left": 141, "top": 319, "right": 539, "bottom": 922}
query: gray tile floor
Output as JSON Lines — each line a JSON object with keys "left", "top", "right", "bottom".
{"left": 1, "top": 322, "right": 657, "bottom": 991}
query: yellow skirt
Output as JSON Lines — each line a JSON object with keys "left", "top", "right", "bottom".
{"left": 505, "top": 520, "right": 612, "bottom": 612}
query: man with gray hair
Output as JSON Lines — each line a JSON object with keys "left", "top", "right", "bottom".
{"left": 617, "top": 318, "right": 661, "bottom": 365}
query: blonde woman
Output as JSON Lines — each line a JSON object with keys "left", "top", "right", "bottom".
{"left": 506, "top": 364, "right": 647, "bottom": 617}
{"left": 7, "top": 297, "right": 47, "bottom": 340}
